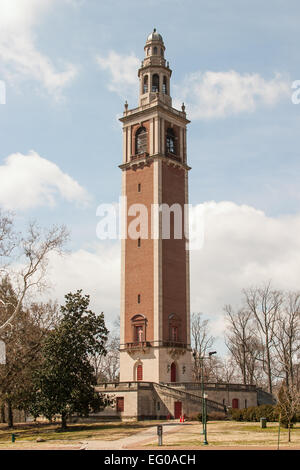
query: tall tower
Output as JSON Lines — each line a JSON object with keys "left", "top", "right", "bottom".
{"left": 119, "top": 29, "right": 192, "bottom": 384}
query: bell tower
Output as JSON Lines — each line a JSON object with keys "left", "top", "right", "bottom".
{"left": 119, "top": 29, "right": 192, "bottom": 384}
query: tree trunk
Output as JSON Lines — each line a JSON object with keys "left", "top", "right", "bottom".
{"left": 7, "top": 399, "right": 13, "bottom": 428}
{"left": 266, "top": 345, "right": 272, "bottom": 394}
{"left": 0, "top": 403, "right": 5, "bottom": 423}
{"left": 61, "top": 411, "right": 67, "bottom": 430}
{"left": 288, "top": 423, "right": 291, "bottom": 443}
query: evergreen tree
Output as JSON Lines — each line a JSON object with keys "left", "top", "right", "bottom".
{"left": 31, "top": 290, "right": 109, "bottom": 429}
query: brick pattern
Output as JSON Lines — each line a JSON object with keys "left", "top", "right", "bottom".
{"left": 124, "top": 163, "right": 154, "bottom": 344}
{"left": 161, "top": 162, "right": 187, "bottom": 343}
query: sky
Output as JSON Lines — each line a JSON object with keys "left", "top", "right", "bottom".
{"left": 0, "top": 0, "right": 300, "bottom": 351}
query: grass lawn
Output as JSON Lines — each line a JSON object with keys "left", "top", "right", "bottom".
{"left": 0, "top": 420, "right": 162, "bottom": 448}
{"left": 146, "top": 421, "right": 300, "bottom": 448}
{"left": 1, "top": 420, "right": 300, "bottom": 449}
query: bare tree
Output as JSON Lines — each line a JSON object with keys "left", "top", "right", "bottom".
{"left": 90, "top": 316, "right": 120, "bottom": 383}
{"left": 217, "top": 356, "right": 240, "bottom": 383}
{"left": 0, "top": 277, "right": 60, "bottom": 427}
{"left": 0, "top": 211, "right": 15, "bottom": 261}
{"left": 0, "top": 216, "right": 68, "bottom": 331}
{"left": 243, "top": 283, "right": 283, "bottom": 394}
{"left": 273, "top": 292, "right": 300, "bottom": 387}
{"left": 225, "top": 305, "right": 261, "bottom": 385}
{"left": 191, "top": 312, "right": 214, "bottom": 381}
{"left": 277, "top": 383, "right": 300, "bottom": 443}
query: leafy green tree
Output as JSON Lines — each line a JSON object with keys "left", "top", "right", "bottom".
{"left": 30, "top": 290, "right": 109, "bottom": 429}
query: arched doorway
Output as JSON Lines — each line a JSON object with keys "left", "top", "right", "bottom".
{"left": 170, "top": 362, "right": 176, "bottom": 382}
{"left": 137, "top": 364, "right": 143, "bottom": 381}
{"left": 232, "top": 398, "right": 239, "bottom": 409}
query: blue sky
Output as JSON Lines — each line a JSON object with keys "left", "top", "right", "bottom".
{"left": 0, "top": 0, "right": 300, "bottom": 344}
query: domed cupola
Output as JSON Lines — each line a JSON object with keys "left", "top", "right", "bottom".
{"left": 146, "top": 28, "right": 163, "bottom": 43}
{"left": 138, "top": 29, "right": 172, "bottom": 107}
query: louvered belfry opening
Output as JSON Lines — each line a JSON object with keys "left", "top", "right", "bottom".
{"left": 135, "top": 126, "right": 148, "bottom": 155}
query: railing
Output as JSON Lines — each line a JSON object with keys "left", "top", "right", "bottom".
{"left": 124, "top": 341, "right": 151, "bottom": 350}
{"left": 123, "top": 101, "right": 186, "bottom": 119}
{"left": 96, "top": 381, "right": 153, "bottom": 391}
{"left": 153, "top": 382, "right": 226, "bottom": 414}
{"left": 130, "top": 152, "right": 149, "bottom": 161}
{"left": 165, "top": 152, "right": 182, "bottom": 163}
{"left": 162, "top": 341, "right": 187, "bottom": 349}
{"left": 163, "top": 382, "right": 257, "bottom": 392}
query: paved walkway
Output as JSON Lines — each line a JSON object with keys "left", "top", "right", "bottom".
{"left": 81, "top": 422, "right": 188, "bottom": 450}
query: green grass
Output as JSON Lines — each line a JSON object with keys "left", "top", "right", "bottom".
{"left": 0, "top": 420, "right": 161, "bottom": 446}
{"left": 146, "top": 421, "right": 300, "bottom": 448}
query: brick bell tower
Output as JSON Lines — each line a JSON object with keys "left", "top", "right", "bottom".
{"left": 119, "top": 29, "right": 192, "bottom": 384}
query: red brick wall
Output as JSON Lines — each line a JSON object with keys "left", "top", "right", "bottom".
{"left": 124, "top": 163, "right": 154, "bottom": 343}
{"left": 161, "top": 162, "right": 187, "bottom": 343}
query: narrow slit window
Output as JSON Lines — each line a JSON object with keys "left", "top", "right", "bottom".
{"left": 138, "top": 183, "right": 141, "bottom": 192}
{"left": 138, "top": 238, "right": 141, "bottom": 247}
{"left": 138, "top": 294, "right": 141, "bottom": 304}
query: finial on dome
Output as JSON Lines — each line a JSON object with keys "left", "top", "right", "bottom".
{"left": 147, "top": 29, "right": 163, "bottom": 42}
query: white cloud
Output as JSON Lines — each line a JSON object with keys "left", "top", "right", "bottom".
{"left": 174, "top": 70, "right": 290, "bottom": 119}
{"left": 44, "top": 201, "right": 300, "bottom": 342}
{"left": 0, "top": 0, "right": 78, "bottom": 98}
{"left": 0, "top": 151, "right": 90, "bottom": 210}
{"left": 47, "top": 243, "right": 120, "bottom": 330}
{"left": 96, "top": 51, "right": 140, "bottom": 99}
{"left": 95, "top": 49, "right": 289, "bottom": 118}
{"left": 190, "top": 201, "right": 300, "bottom": 338}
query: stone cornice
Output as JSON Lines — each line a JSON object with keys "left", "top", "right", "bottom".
{"left": 119, "top": 102, "right": 190, "bottom": 126}
{"left": 119, "top": 153, "right": 191, "bottom": 172}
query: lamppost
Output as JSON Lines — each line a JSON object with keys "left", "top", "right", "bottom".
{"left": 203, "top": 393, "right": 208, "bottom": 445}
{"left": 198, "top": 350, "right": 217, "bottom": 446}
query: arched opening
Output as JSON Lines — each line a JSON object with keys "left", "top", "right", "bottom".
{"left": 135, "top": 126, "right": 148, "bottom": 155}
{"left": 232, "top": 398, "right": 239, "bottom": 409}
{"left": 153, "top": 46, "right": 157, "bottom": 55}
{"left": 131, "top": 314, "right": 147, "bottom": 343}
{"left": 166, "top": 128, "right": 176, "bottom": 154}
{"left": 147, "top": 47, "right": 150, "bottom": 56}
{"left": 162, "top": 76, "right": 167, "bottom": 94}
{"left": 170, "top": 362, "right": 176, "bottom": 382}
{"left": 152, "top": 74, "right": 159, "bottom": 92}
{"left": 143, "top": 75, "right": 148, "bottom": 94}
{"left": 137, "top": 364, "right": 143, "bottom": 381}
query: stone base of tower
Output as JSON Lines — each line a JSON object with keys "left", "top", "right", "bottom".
{"left": 119, "top": 347, "right": 193, "bottom": 383}
{"left": 93, "top": 381, "right": 265, "bottom": 421}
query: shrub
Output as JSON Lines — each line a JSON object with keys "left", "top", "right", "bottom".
{"left": 230, "top": 408, "right": 243, "bottom": 421}
{"left": 230, "top": 404, "right": 279, "bottom": 423}
{"left": 208, "top": 411, "right": 226, "bottom": 421}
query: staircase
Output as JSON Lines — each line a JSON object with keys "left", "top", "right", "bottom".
{"left": 257, "top": 388, "right": 276, "bottom": 405}
{"left": 153, "top": 382, "right": 227, "bottom": 415}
